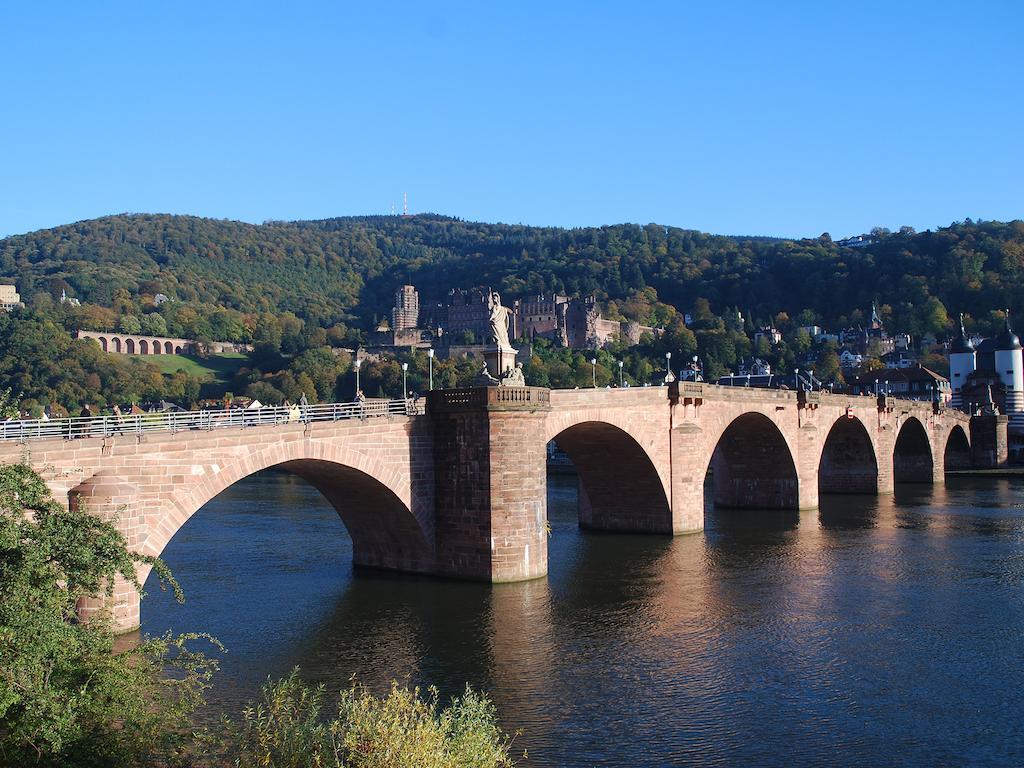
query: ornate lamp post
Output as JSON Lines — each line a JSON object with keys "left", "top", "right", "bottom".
{"left": 665, "top": 352, "right": 672, "bottom": 384}
{"left": 402, "top": 361, "right": 409, "bottom": 399}
{"left": 354, "top": 358, "right": 362, "bottom": 397}
{"left": 590, "top": 358, "right": 597, "bottom": 388}
{"left": 618, "top": 360, "right": 624, "bottom": 388}
{"left": 427, "top": 348, "right": 435, "bottom": 391}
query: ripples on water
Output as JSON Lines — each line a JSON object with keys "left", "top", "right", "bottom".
{"left": 142, "top": 473, "right": 1024, "bottom": 767}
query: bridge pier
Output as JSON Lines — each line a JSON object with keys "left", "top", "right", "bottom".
{"left": 667, "top": 420, "right": 706, "bottom": 533}
{"left": 796, "top": 424, "right": 821, "bottom": 510}
{"left": 69, "top": 472, "right": 146, "bottom": 632}
{"left": 429, "top": 387, "right": 551, "bottom": 583}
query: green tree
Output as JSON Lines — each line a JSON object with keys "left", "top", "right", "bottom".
{"left": 139, "top": 312, "right": 168, "bottom": 337}
{"left": 117, "top": 314, "right": 142, "bottom": 334}
{"left": 0, "top": 463, "right": 218, "bottom": 767}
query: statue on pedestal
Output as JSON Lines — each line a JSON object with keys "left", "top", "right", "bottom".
{"left": 484, "top": 290, "right": 519, "bottom": 382}
{"left": 488, "top": 290, "right": 513, "bottom": 351}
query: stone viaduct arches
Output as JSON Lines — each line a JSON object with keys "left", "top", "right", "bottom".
{"left": 544, "top": 408, "right": 672, "bottom": 534}
{"left": 77, "top": 330, "right": 188, "bottom": 355}
{"left": 944, "top": 424, "right": 971, "bottom": 470}
{"left": 706, "top": 412, "right": 800, "bottom": 509}
{"left": 817, "top": 416, "right": 880, "bottom": 494}
{"left": 3, "top": 417, "right": 432, "bottom": 631}
{"left": 0, "top": 384, "right": 978, "bottom": 633}
{"left": 146, "top": 439, "right": 435, "bottom": 573}
{"left": 893, "top": 416, "right": 934, "bottom": 483}
{"left": 668, "top": 387, "right": 973, "bottom": 521}
{"left": 669, "top": 390, "right": 812, "bottom": 526}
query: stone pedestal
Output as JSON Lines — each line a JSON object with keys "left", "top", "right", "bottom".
{"left": 428, "top": 386, "right": 551, "bottom": 583}
{"left": 485, "top": 346, "right": 518, "bottom": 380}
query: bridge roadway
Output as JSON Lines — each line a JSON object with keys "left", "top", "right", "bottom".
{"left": 0, "top": 384, "right": 979, "bottom": 632}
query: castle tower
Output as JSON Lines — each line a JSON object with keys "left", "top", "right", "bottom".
{"left": 392, "top": 285, "right": 420, "bottom": 332}
{"left": 949, "top": 313, "right": 976, "bottom": 409}
{"left": 994, "top": 311, "right": 1024, "bottom": 427}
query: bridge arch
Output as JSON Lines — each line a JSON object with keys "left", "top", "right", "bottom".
{"left": 818, "top": 415, "right": 879, "bottom": 494}
{"left": 97, "top": 336, "right": 108, "bottom": 352}
{"left": 705, "top": 412, "right": 800, "bottom": 509}
{"left": 139, "top": 339, "right": 149, "bottom": 354}
{"left": 144, "top": 442, "right": 434, "bottom": 576}
{"left": 164, "top": 341, "right": 173, "bottom": 354}
{"left": 943, "top": 424, "right": 971, "bottom": 472}
{"left": 894, "top": 416, "right": 933, "bottom": 483}
{"left": 151, "top": 339, "right": 161, "bottom": 354}
{"left": 125, "top": 338, "right": 135, "bottom": 353}
{"left": 548, "top": 419, "right": 671, "bottom": 533}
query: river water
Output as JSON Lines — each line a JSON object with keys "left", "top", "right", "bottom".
{"left": 142, "top": 472, "right": 1024, "bottom": 767}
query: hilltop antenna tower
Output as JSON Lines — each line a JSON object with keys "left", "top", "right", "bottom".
{"left": 391, "top": 202, "right": 396, "bottom": 216}
{"left": 403, "top": 191, "right": 408, "bottom": 217}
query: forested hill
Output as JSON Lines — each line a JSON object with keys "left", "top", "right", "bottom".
{"left": 2, "top": 213, "right": 1023, "bottom": 335}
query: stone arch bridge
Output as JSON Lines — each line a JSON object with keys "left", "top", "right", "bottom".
{"left": 0, "top": 384, "right": 987, "bottom": 632}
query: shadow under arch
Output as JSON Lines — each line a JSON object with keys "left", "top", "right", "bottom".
{"left": 818, "top": 415, "right": 879, "bottom": 494}
{"left": 550, "top": 420, "right": 672, "bottom": 533}
{"left": 943, "top": 424, "right": 971, "bottom": 471}
{"left": 894, "top": 416, "right": 934, "bottom": 483}
{"left": 707, "top": 412, "right": 799, "bottom": 509}
{"left": 154, "top": 457, "right": 435, "bottom": 577}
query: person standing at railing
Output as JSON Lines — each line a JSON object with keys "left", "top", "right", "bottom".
{"left": 78, "top": 404, "right": 93, "bottom": 439}
{"left": 299, "top": 392, "right": 310, "bottom": 423}
{"left": 354, "top": 389, "right": 366, "bottom": 419}
{"left": 112, "top": 404, "right": 126, "bottom": 436}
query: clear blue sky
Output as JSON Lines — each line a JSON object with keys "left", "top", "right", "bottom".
{"left": 1, "top": 1, "right": 1021, "bottom": 239}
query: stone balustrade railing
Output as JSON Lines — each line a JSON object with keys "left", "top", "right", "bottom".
{"left": 0, "top": 399, "right": 419, "bottom": 442}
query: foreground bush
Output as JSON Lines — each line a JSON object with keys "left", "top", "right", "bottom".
{"left": 203, "top": 670, "right": 518, "bottom": 768}
{"left": 0, "top": 462, "right": 219, "bottom": 767}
